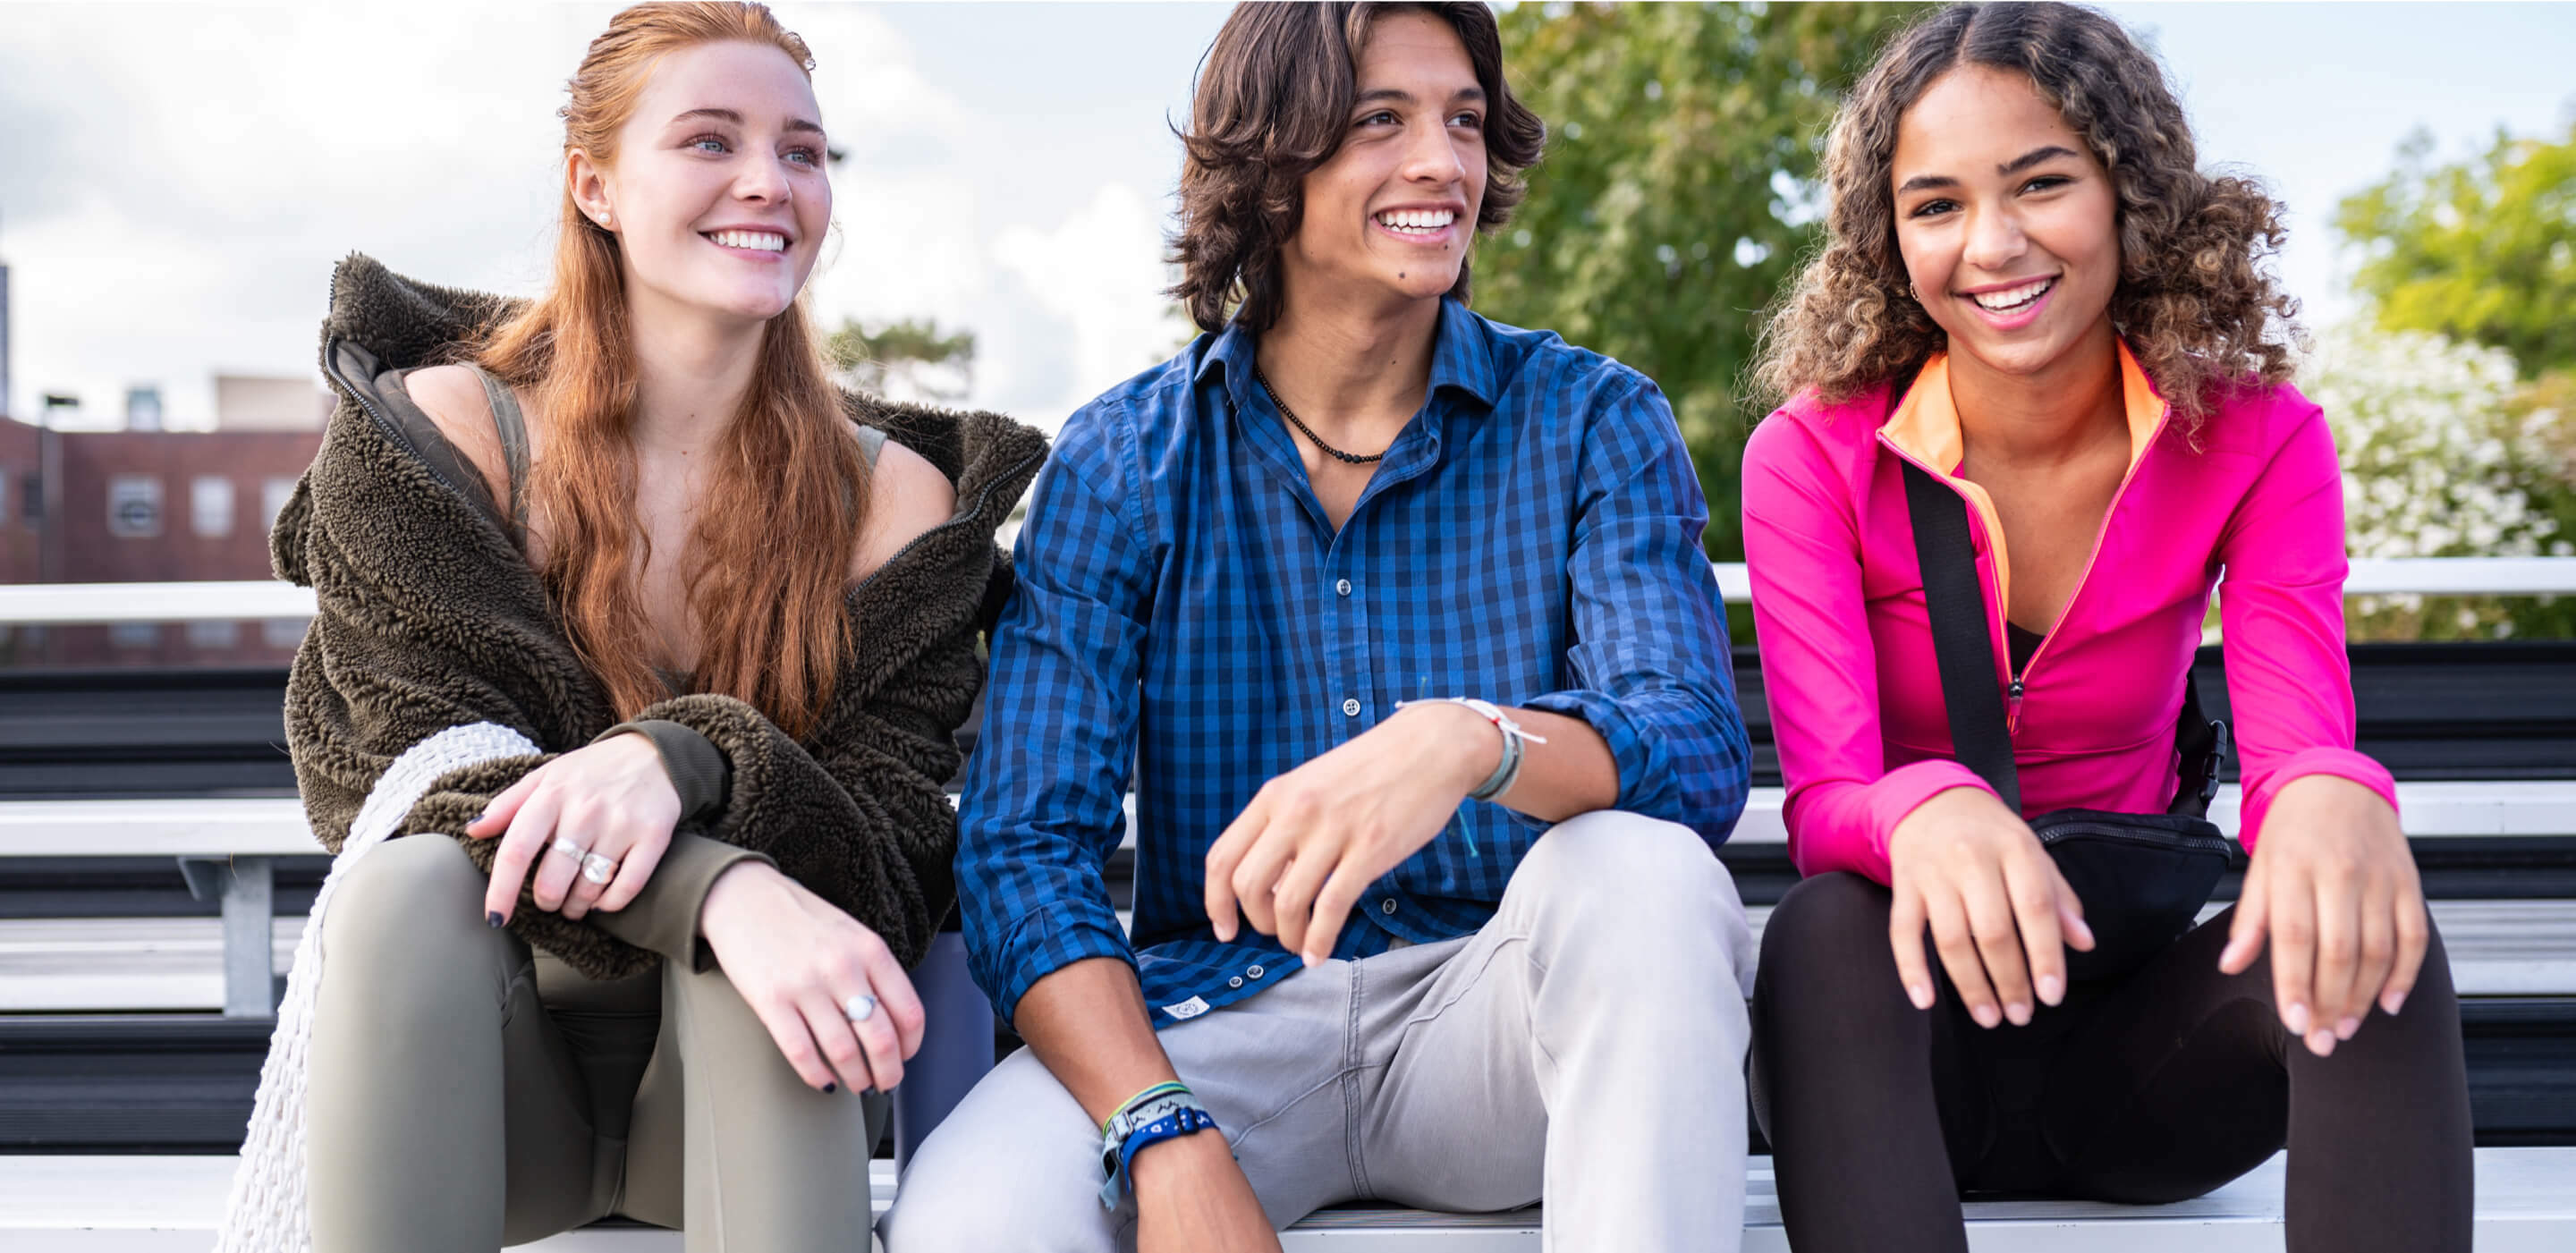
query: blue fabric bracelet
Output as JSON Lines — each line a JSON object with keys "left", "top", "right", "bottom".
{"left": 1107, "top": 1107, "right": 1221, "bottom": 1206}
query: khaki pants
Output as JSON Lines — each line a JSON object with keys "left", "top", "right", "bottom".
{"left": 307, "top": 834, "right": 885, "bottom": 1251}
{"left": 880, "top": 810, "right": 1758, "bottom": 1252}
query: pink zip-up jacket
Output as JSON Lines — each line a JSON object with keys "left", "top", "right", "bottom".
{"left": 1741, "top": 344, "right": 2399, "bottom": 884}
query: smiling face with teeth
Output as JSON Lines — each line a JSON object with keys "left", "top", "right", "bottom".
{"left": 1280, "top": 10, "right": 1488, "bottom": 317}
{"left": 569, "top": 39, "right": 831, "bottom": 329}
{"left": 1889, "top": 64, "right": 2121, "bottom": 388}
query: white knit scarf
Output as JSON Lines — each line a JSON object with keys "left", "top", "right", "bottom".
{"left": 215, "top": 723, "right": 538, "bottom": 1253}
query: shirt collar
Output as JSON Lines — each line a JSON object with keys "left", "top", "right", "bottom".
{"left": 1880, "top": 339, "right": 2169, "bottom": 474}
{"left": 1192, "top": 297, "right": 1502, "bottom": 414}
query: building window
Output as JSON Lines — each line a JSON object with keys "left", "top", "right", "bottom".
{"left": 0, "top": 472, "right": 9, "bottom": 531}
{"left": 186, "top": 620, "right": 242, "bottom": 650}
{"left": 261, "top": 477, "right": 298, "bottom": 535}
{"left": 107, "top": 475, "right": 164, "bottom": 538}
{"left": 262, "top": 618, "right": 309, "bottom": 649}
{"left": 191, "top": 476, "right": 236, "bottom": 538}
{"left": 110, "top": 622, "right": 162, "bottom": 650}
{"left": 19, "top": 473, "right": 39, "bottom": 525}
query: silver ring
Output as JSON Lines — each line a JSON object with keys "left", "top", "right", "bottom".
{"left": 550, "top": 835, "right": 587, "bottom": 861}
{"left": 580, "top": 851, "right": 617, "bottom": 885}
{"left": 843, "top": 993, "right": 877, "bottom": 1022}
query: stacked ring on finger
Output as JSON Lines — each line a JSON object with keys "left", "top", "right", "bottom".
{"left": 551, "top": 834, "right": 587, "bottom": 862}
{"left": 580, "top": 851, "right": 618, "bottom": 885}
{"left": 843, "top": 993, "right": 878, "bottom": 1022}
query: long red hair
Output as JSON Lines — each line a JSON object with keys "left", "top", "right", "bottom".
{"left": 479, "top": 1, "right": 863, "bottom": 739}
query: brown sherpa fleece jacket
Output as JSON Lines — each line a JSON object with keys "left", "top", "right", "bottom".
{"left": 272, "top": 254, "right": 1047, "bottom": 979}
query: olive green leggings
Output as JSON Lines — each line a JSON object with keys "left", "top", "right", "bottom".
{"left": 307, "top": 834, "right": 886, "bottom": 1251}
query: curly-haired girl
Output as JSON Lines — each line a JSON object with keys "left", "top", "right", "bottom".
{"left": 1741, "top": 4, "right": 2471, "bottom": 1249}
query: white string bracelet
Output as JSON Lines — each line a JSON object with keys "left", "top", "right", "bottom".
{"left": 1395, "top": 697, "right": 1546, "bottom": 807}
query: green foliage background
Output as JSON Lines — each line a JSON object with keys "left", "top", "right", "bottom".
{"left": 2339, "top": 121, "right": 2576, "bottom": 380}
{"left": 2338, "top": 121, "right": 2576, "bottom": 637}
{"left": 1474, "top": 1, "right": 1928, "bottom": 560}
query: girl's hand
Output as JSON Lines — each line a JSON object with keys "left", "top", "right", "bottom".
{"left": 2220, "top": 773, "right": 2427, "bottom": 1057}
{"left": 1887, "top": 786, "right": 2095, "bottom": 1028}
{"left": 469, "top": 732, "right": 679, "bottom": 924}
{"left": 699, "top": 862, "right": 928, "bottom": 1094}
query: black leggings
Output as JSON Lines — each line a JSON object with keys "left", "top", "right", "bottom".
{"left": 1750, "top": 872, "right": 2474, "bottom": 1252}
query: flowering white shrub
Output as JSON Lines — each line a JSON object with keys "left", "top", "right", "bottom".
{"left": 2301, "top": 325, "right": 2569, "bottom": 635}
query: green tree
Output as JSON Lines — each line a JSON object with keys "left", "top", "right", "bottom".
{"left": 824, "top": 317, "right": 977, "bottom": 402}
{"left": 1478, "top": 1, "right": 1925, "bottom": 559}
{"left": 2337, "top": 121, "right": 2576, "bottom": 379}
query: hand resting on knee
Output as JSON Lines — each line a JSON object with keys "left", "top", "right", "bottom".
{"left": 465, "top": 732, "right": 924, "bottom": 1095}
{"left": 1887, "top": 786, "right": 2095, "bottom": 1029}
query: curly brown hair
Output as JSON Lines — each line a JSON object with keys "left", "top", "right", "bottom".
{"left": 1168, "top": 2, "right": 1547, "bottom": 335}
{"left": 1752, "top": 2, "right": 2301, "bottom": 430}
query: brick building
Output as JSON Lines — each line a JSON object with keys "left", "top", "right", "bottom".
{"left": 0, "top": 413, "right": 324, "bottom": 667}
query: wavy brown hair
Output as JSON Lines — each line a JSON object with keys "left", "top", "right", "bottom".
{"left": 478, "top": 1, "right": 863, "bottom": 739}
{"left": 1753, "top": 2, "right": 2301, "bottom": 430}
{"left": 1169, "top": 2, "right": 1547, "bottom": 334}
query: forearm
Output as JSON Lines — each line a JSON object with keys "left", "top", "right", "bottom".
{"left": 1013, "top": 956, "right": 1188, "bottom": 1126}
{"left": 589, "top": 834, "right": 773, "bottom": 969}
{"left": 1491, "top": 707, "right": 1619, "bottom": 821}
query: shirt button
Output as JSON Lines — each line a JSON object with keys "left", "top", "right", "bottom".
{"left": 1342, "top": 698, "right": 1361, "bottom": 716}
{"left": 1248, "top": 964, "right": 1266, "bottom": 979}
{"left": 1380, "top": 898, "right": 1398, "bottom": 916}
{"left": 1335, "top": 579, "right": 1352, "bottom": 597}
{"left": 1228, "top": 976, "right": 1244, "bottom": 988}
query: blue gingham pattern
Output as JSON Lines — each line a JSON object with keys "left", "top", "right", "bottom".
{"left": 958, "top": 299, "right": 1750, "bottom": 1027}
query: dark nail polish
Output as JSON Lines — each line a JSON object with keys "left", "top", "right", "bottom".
{"left": 822, "top": 1082, "right": 837, "bottom": 1094}
{"left": 487, "top": 911, "right": 504, "bottom": 928}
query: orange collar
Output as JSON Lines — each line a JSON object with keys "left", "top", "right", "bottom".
{"left": 1878, "top": 343, "right": 2169, "bottom": 619}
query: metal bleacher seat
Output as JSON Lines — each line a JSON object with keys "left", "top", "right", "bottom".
{"left": 5, "top": 561, "right": 2576, "bottom": 1247}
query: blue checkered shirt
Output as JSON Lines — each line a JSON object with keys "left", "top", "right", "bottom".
{"left": 958, "top": 299, "right": 1750, "bottom": 1028}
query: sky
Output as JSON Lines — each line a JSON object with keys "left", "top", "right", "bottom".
{"left": 1, "top": 1, "right": 2570, "bottom": 433}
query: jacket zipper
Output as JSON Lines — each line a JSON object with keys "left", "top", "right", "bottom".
{"left": 2037, "top": 821, "right": 2232, "bottom": 853}
{"left": 2005, "top": 408, "right": 2170, "bottom": 731}
{"left": 848, "top": 444, "right": 1046, "bottom": 599}
{"left": 1879, "top": 405, "right": 2172, "bottom": 735}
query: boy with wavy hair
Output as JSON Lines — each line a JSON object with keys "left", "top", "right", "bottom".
{"left": 885, "top": 5, "right": 1757, "bottom": 1249}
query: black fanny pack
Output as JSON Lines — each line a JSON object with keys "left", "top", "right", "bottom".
{"left": 1902, "top": 459, "right": 2241, "bottom": 983}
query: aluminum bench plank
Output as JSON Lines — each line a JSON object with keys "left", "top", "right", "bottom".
{"left": 4, "top": 781, "right": 2571, "bottom": 857}
{"left": 9, "top": 897, "right": 2576, "bottom": 1012}
{"left": 4, "top": 1151, "right": 2572, "bottom": 1250}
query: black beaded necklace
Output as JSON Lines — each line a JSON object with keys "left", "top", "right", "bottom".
{"left": 1255, "top": 369, "right": 1388, "bottom": 465}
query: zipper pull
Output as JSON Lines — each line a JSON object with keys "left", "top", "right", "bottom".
{"left": 2006, "top": 678, "right": 2026, "bottom": 732}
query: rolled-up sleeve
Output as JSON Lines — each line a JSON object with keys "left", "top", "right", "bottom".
{"left": 957, "top": 411, "right": 1154, "bottom": 1026}
{"left": 1523, "top": 376, "right": 1750, "bottom": 846}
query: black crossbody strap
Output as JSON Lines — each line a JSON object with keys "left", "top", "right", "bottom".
{"left": 1901, "top": 459, "right": 2022, "bottom": 813}
{"left": 2168, "top": 666, "right": 2228, "bottom": 818}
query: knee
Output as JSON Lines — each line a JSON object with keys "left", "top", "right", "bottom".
{"left": 320, "top": 834, "right": 508, "bottom": 986}
{"left": 1759, "top": 873, "right": 1891, "bottom": 972}
{"left": 879, "top": 1055, "right": 1105, "bottom": 1252}
{"left": 1753, "top": 873, "right": 1907, "bottom": 1019}
{"left": 1513, "top": 811, "right": 1752, "bottom": 991}
{"left": 1522, "top": 810, "right": 1735, "bottom": 925}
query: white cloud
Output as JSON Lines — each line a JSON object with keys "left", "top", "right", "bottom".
{"left": 991, "top": 181, "right": 1187, "bottom": 426}
{"left": 0, "top": 2, "right": 1020, "bottom": 428}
